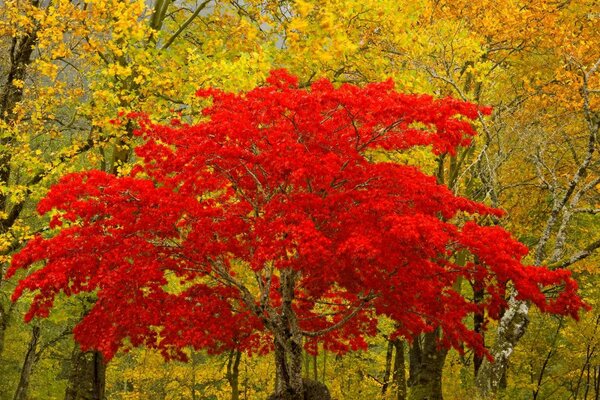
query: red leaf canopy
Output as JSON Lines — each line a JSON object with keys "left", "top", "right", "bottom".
{"left": 7, "top": 70, "right": 585, "bottom": 361}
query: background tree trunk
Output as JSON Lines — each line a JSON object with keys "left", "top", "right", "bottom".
{"left": 64, "top": 346, "right": 106, "bottom": 400}
{"left": 0, "top": 302, "right": 11, "bottom": 356}
{"left": 393, "top": 339, "right": 407, "bottom": 400}
{"left": 408, "top": 329, "right": 448, "bottom": 400}
{"left": 475, "top": 296, "right": 529, "bottom": 398}
{"left": 0, "top": 2, "right": 38, "bottom": 362}
{"left": 473, "top": 284, "right": 485, "bottom": 376}
{"left": 382, "top": 339, "right": 395, "bottom": 395}
{"left": 13, "top": 326, "right": 40, "bottom": 400}
{"left": 226, "top": 349, "right": 241, "bottom": 400}
{"left": 322, "top": 350, "right": 327, "bottom": 383}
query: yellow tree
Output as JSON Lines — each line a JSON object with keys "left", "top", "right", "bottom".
{"left": 413, "top": 1, "right": 600, "bottom": 397}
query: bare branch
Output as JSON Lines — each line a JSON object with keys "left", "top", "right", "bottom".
{"left": 161, "top": 0, "right": 212, "bottom": 50}
{"left": 548, "top": 238, "right": 600, "bottom": 269}
{"left": 573, "top": 208, "right": 600, "bottom": 214}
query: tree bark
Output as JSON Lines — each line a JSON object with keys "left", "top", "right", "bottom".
{"left": 475, "top": 73, "right": 600, "bottom": 397}
{"left": 382, "top": 339, "right": 395, "bottom": 395}
{"left": 0, "top": 13, "right": 37, "bottom": 120}
{"left": 0, "top": 302, "right": 10, "bottom": 356}
{"left": 322, "top": 350, "right": 327, "bottom": 383}
{"left": 0, "top": 6, "right": 39, "bottom": 362}
{"left": 408, "top": 329, "right": 447, "bottom": 400}
{"left": 393, "top": 339, "right": 407, "bottom": 400}
{"left": 273, "top": 335, "right": 305, "bottom": 400}
{"left": 271, "top": 269, "right": 304, "bottom": 400}
{"left": 473, "top": 283, "right": 485, "bottom": 376}
{"left": 475, "top": 296, "right": 529, "bottom": 398}
{"left": 64, "top": 346, "right": 106, "bottom": 400}
{"left": 226, "top": 349, "right": 241, "bottom": 400}
{"left": 0, "top": 3, "right": 38, "bottom": 228}
{"left": 13, "top": 325, "right": 40, "bottom": 400}
{"left": 304, "top": 350, "right": 310, "bottom": 379}
{"left": 0, "top": 0, "right": 38, "bottom": 368}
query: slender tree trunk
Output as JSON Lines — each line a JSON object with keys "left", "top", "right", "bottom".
{"left": 408, "top": 329, "right": 447, "bottom": 400}
{"left": 13, "top": 326, "right": 40, "bottom": 400}
{"left": 473, "top": 283, "right": 485, "bottom": 376}
{"left": 594, "top": 366, "right": 600, "bottom": 400}
{"left": 585, "top": 364, "right": 592, "bottom": 400}
{"left": 0, "top": 306, "right": 5, "bottom": 356}
{"left": 0, "top": 3, "right": 38, "bottom": 231}
{"left": 574, "top": 317, "right": 599, "bottom": 399}
{"left": 0, "top": 302, "right": 10, "bottom": 356}
{"left": 382, "top": 339, "right": 394, "bottom": 395}
{"left": 64, "top": 346, "right": 106, "bottom": 400}
{"left": 190, "top": 351, "right": 197, "bottom": 400}
{"left": 304, "top": 350, "right": 310, "bottom": 379}
{"left": 0, "top": 7, "right": 39, "bottom": 364}
{"left": 475, "top": 93, "right": 600, "bottom": 397}
{"left": 322, "top": 350, "right": 326, "bottom": 383}
{"left": 243, "top": 360, "right": 249, "bottom": 400}
{"left": 226, "top": 349, "right": 241, "bottom": 400}
{"left": 393, "top": 339, "right": 407, "bottom": 400}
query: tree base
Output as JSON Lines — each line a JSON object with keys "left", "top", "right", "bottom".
{"left": 267, "top": 379, "right": 331, "bottom": 400}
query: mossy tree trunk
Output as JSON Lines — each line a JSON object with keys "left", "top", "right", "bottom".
{"left": 408, "top": 329, "right": 448, "bottom": 400}
{"left": 64, "top": 346, "right": 106, "bottom": 400}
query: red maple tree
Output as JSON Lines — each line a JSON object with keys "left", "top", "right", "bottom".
{"left": 7, "top": 70, "right": 585, "bottom": 399}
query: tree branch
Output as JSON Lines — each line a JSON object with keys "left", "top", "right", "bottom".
{"left": 548, "top": 237, "right": 600, "bottom": 269}
{"left": 161, "top": 0, "right": 212, "bottom": 50}
{"left": 301, "top": 293, "right": 377, "bottom": 337}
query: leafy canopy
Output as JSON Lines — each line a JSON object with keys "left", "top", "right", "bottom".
{"left": 7, "top": 70, "right": 585, "bottom": 361}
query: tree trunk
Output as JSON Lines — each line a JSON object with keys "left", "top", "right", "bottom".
{"left": 13, "top": 325, "right": 40, "bottom": 400}
{"left": 393, "top": 339, "right": 407, "bottom": 400}
{"left": 473, "top": 283, "right": 485, "bottom": 376}
{"left": 304, "top": 350, "right": 310, "bottom": 379}
{"left": 0, "top": 5, "right": 38, "bottom": 229}
{"left": 475, "top": 296, "right": 529, "bottom": 398}
{"left": 274, "top": 339, "right": 288, "bottom": 395}
{"left": 408, "top": 329, "right": 447, "bottom": 400}
{"left": 0, "top": 9, "right": 39, "bottom": 363}
{"left": 322, "top": 350, "right": 326, "bottom": 383}
{"left": 382, "top": 339, "right": 394, "bottom": 395}
{"left": 271, "top": 269, "right": 304, "bottom": 400}
{"left": 226, "top": 349, "right": 241, "bottom": 400}
{"left": 0, "top": 301, "right": 10, "bottom": 356}
{"left": 273, "top": 335, "right": 304, "bottom": 400}
{"left": 64, "top": 345, "right": 106, "bottom": 400}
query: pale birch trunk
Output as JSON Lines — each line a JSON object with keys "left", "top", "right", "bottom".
{"left": 475, "top": 59, "right": 600, "bottom": 398}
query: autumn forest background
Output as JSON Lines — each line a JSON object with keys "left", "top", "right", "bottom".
{"left": 0, "top": 0, "right": 599, "bottom": 399}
